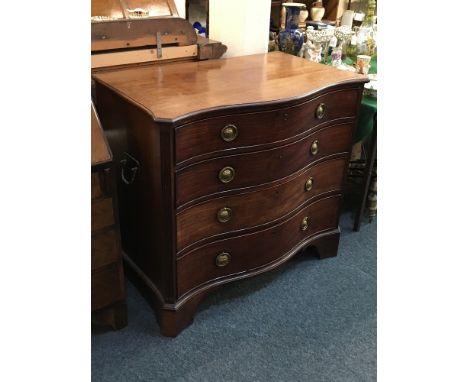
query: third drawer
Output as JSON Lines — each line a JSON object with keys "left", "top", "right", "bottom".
{"left": 176, "top": 157, "right": 347, "bottom": 253}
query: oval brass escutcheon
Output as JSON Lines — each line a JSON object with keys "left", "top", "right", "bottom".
{"left": 310, "top": 140, "right": 319, "bottom": 155}
{"left": 218, "top": 166, "right": 235, "bottom": 183}
{"left": 221, "top": 124, "right": 238, "bottom": 142}
{"left": 315, "top": 103, "right": 325, "bottom": 119}
{"left": 300, "top": 216, "right": 309, "bottom": 231}
{"left": 217, "top": 207, "right": 232, "bottom": 223}
{"left": 305, "top": 177, "right": 314, "bottom": 192}
{"left": 215, "top": 252, "right": 231, "bottom": 267}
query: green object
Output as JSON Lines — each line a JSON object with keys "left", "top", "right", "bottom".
{"left": 355, "top": 94, "right": 376, "bottom": 143}
{"left": 322, "top": 56, "right": 377, "bottom": 143}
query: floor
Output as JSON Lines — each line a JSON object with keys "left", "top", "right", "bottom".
{"left": 92, "top": 210, "right": 376, "bottom": 382}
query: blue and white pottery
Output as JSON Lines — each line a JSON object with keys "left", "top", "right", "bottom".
{"left": 278, "top": 3, "right": 305, "bottom": 56}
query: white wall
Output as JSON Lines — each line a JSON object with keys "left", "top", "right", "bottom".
{"left": 174, "top": 0, "right": 185, "bottom": 18}
{"left": 209, "top": 0, "right": 271, "bottom": 58}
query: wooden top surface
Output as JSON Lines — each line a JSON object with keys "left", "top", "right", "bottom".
{"left": 91, "top": 0, "right": 178, "bottom": 19}
{"left": 93, "top": 52, "right": 368, "bottom": 121}
{"left": 91, "top": 103, "right": 112, "bottom": 166}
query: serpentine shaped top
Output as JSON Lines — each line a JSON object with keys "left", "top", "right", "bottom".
{"left": 93, "top": 51, "right": 368, "bottom": 121}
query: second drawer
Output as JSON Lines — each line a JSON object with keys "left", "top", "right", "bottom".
{"left": 176, "top": 157, "right": 347, "bottom": 252}
{"left": 176, "top": 122, "right": 354, "bottom": 207}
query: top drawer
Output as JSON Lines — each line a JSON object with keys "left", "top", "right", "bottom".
{"left": 175, "top": 88, "right": 360, "bottom": 165}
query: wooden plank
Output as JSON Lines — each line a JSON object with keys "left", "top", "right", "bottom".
{"left": 91, "top": 45, "right": 198, "bottom": 68}
{"left": 92, "top": 0, "right": 125, "bottom": 19}
{"left": 91, "top": 17, "right": 197, "bottom": 51}
{"left": 91, "top": 0, "right": 179, "bottom": 19}
{"left": 91, "top": 102, "right": 112, "bottom": 165}
{"left": 126, "top": 0, "right": 178, "bottom": 17}
{"left": 196, "top": 36, "right": 227, "bottom": 60}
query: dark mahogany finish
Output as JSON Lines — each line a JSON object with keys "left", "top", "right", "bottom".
{"left": 176, "top": 122, "right": 354, "bottom": 207}
{"left": 91, "top": 103, "right": 127, "bottom": 330}
{"left": 93, "top": 52, "right": 367, "bottom": 336}
{"left": 176, "top": 158, "right": 347, "bottom": 252}
{"left": 177, "top": 195, "right": 341, "bottom": 297}
{"left": 175, "top": 88, "right": 360, "bottom": 165}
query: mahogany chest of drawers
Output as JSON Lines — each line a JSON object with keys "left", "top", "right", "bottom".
{"left": 93, "top": 52, "right": 367, "bottom": 336}
{"left": 91, "top": 103, "right": 127, "bottom": 329}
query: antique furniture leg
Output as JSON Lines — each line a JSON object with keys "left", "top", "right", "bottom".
{"left": 92, "top": 301, "right": 128, "bottom": 330}
{"left": 313, "top": 229, "right": 341, "bottom": 259}
{"left": 354, "top": 116, "right": 377, "bottom": 231}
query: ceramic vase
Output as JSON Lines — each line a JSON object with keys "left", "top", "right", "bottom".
{"left": 278, "top": 3, "right": 305, "bottom": 56}
{"left": 311, "top": 1, "right": 325, "bottom": 21}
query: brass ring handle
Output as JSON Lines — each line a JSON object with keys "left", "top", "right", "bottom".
{"left": 215, "top": 252, "right": 231, "bottom": 267}
{"left": 310, "top": 140, "right": 319, "bottom": 156}
{"left": 315, "top": 103, "right": 326, "bottom": 119}
{"left": 217, "top": 207, "right": 232, "bottom": 223}
{"left": 218, "top": 166, "right": 235, "bottom": 183}
{"left": 300, "top": 216, "right": 309, "bottom": 231}
{"left": 305, "top": 177, "right": 314, "bottom": 192}
{"left": 221, "top": 124, "right": 238, "bottom": 142}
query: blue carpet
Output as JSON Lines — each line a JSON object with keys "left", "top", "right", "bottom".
{"left": 92, "top": 211, "right": 376, "bottom": 381}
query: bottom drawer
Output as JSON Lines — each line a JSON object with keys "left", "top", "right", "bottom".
{"left": 92, "top": 263, "right": 125, "bottom": 311}
{"left": 177, "top": 194, "right": 341, "bottom": 297}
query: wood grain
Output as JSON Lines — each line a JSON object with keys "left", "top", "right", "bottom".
{"left": 92, "top": 0, "right": 124, "bottom": 19}
{"left": 175, "top": 87, "right": 360, "bottom": 165}
{"left": 91, "top": 0, "right": 178, "bottom": 19}
{"left": 92, "top": 263, "right": 125, "bottom": 310}
{"left": 91, "top": 17, "right": 197, "bottom": 52}
{"left": 92, "top": 52, "right": 368, "bottom": 120}
{"left": 92, "top": 197, "right": 115, "bottom": 232}
{"left": 176, "top": 157, "right": 347, "bottom": 252}
{"left": 92, "top": 45, "right": 198, "bottom": 69}
{"left": 91, "top": 103, "right": 112, "bottom": 166}
{"left": 176, "top": 123, "right": 354, "bottom": 207}
{"left": 91, "top": 172, "right": 102, "bottom": 199}
{"left": 177, "top": 195, "right": 341, "bottom": 297}
{"left": 92, "top": 229, "right": 120, "bottom": 269}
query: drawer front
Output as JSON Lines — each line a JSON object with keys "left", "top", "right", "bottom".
{"left": 176, "top": 123, "right": 353, "bottom": 207}
{"left": 92, "top": 229, "right": 120, "bottom": 270}
{"left": 177, "top": 195, "right": 341, "bottom": 297}
{"left": 177, "top": 157, "right": 347, "bottom": 252}
{"left": 91, "top": 263, "right": 125, "bottom": 311}
{"left": 92, "top": 197, "right": 115, "bottom": 232}
{"left": 91, "top": 172, "right": 102, "bottom": 199}
{"left": 175, "top": 88, "right": 360, "bottom": 164}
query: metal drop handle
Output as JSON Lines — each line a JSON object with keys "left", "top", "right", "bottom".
{"left": 120, "top": 152, "right": 140, "bottom": 185}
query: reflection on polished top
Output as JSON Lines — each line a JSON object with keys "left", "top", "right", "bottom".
{"left": 93, "top": 52, "right": 367, "bottom": 121}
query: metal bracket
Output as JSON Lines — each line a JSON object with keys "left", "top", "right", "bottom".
{"left": 156, "top": 32, "right": 162, "bottom": 59}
